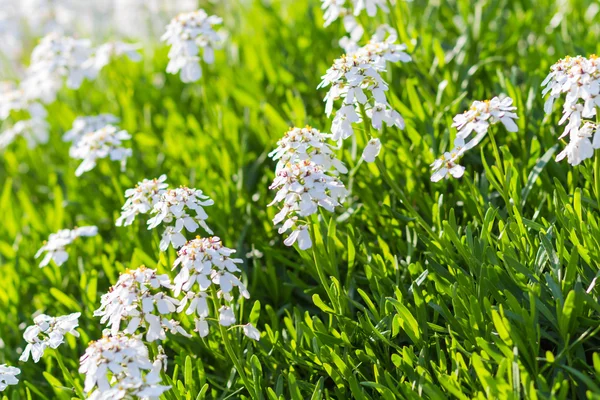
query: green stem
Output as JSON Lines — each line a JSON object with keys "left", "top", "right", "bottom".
{"left": 211, "top": 291, "right": 257, "bottom": 399}
{"left": 359, "top": 103, "right": 372, "bottom": 139}
{"left": 487, "top": 126, "right": 504, "bottom": 177}
{"left": 307, "top": 216, "right": 338, "bottom": 312}
{"left": 595, "top": 108, "right": 600, "bottom": 208}
{"left": 54, "top": 349, "right": 85, "bottom": 398}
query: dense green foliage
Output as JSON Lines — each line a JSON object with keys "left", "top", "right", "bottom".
{"left": 2, "top": 0, "right": 600, "bottom": 399}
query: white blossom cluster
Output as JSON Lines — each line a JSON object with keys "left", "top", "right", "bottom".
{"left": 19, "top": 313, "right": 81, "bottom": 363}
{"left": 542, "top": 55, "right": 600, "bottom": 165}
{"left": 268, "top": 126, "right": 348, "bottom": 174}
{"left": 0, "top": 365, "right": 20, "bottom": 392}
{"left": 322, "top": 0, "right": 390, "bottom": 27}
{"left": 321, "top": 0, "right": 396, "bottom": 53}
{"left": 0, "top": 0, "right": 198, "bottom": 69}
{"left": 68, "top": 125, "right": 132, "bottom": 177}
{"left": 268, "top": 127, "right": 349, "bottom": 250}
{"left": 318, "top": 36, "right": 411, "bottom": 158}
{"left": 35, "top": 226, "right": 98, "bottom": 267}
{"left": 117, "top": 178, "right": 214, "bottom": 251}
{"left": 31, "top": 34, "right": 140, "bottom": 101}
{"left": 0, "top": 82, "right": 49, "bottom": 150}
{"left": 20, "top": 34, "right": 141, "bottom": 104}
{"left": 430, "top": 96, "right": 519, "bottom": 182}
{"left": 0, "top": 32, "right": 140, "bottom": 152}
{"left": 22, "top": 33, "right": 95, "bottom": 103}
{"left": 173, "top": 236, "right": 258, "bottom": 338}
{"left": 79, "top": 333, "right": 170, "bottom": 400}
{"left": 0, "top": 116, "right": 50, "bottom": 150}
{"left": 161, "top": 9, "right": 223, "bottom": 83}
{"left": 63, "top": 114, "right": 120, "bottom": 143}
{"left": 116, "top": 175, "right": 169, "bottom": 227}
{"left": 94, "top": 266, "right": 189, "bottom": 342}
{"left": 63, "top": 114, "right": 130, "bottom": 177}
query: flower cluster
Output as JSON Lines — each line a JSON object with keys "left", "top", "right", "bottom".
{"left": 173, "top": 237, "right": 253, "bottom": 337}
{"left": 151, "top": 189, "right": 214, "bottom": 250}
{"left": 117, "top": 177, "right": 215, "bottom": 251}
{"left": 268, "top": 127, "right": 349, "bottom": 250}
{"left": 542, "top": 55, "right": 600, "bottom": 165}
{"left": 0, "top": 35, "right": 140, "bottom": 151}
{"left": 63, "top": 114, "right": 120, "bottom": 144}
{"left": 116, "top": 175, "right": 169, "bottom": 227}
{"left": 0, "top": 365, "right": 20, "bottom": 392}
{"left": 35, "top": 226, "right": 98, "bottom": 267}
{"left": 0, "top": 117, "right": 50, "bottom": 150}
{"left": 0, "top": 83, "right": 49, "bottom": 150}
{"left": 318, "top": 36, "right": 411, "bottom": 158}
{"left": 268, "top": 126, "right": 348, "bottom": 174}
{"left": 161, "top": 9, "right": 223, "bottom": 83}
{"left": 94, "top": 267, "right": 188, "bottom": 342}
{"left": 69, "top": 125, "right": 132, "bottom": 176}
{"left": 322, "top": 0, "right": 390, "bottom": 26}
{"left": 321, "top": 1, "right": 392, "bottom": 52}
{"left": 430, "top": 96, "right": 519, "bottom": 182}
{"left": 79, "top": 333, "right": 170, "bottom": 400}
{"left": 22, "top": 33, "right": 94, "bottom": 104}
{"left": 19, "top": 313, "right": 81, "bottom": 363}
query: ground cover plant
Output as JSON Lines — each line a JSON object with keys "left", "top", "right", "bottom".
{"left": 1, "top": 0, "right": 600, "bottom": 399}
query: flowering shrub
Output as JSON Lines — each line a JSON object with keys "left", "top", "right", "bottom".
{"left": 19, "top": 313, "right": 81, "bottom": 363}
{"left": 79, "top": 334, "right": 170, "bottom": 399}
{"left": 1, "top": 2, "right": 600, "bottom": 400}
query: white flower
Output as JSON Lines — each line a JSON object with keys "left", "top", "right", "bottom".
{"left": 147, "top": 187, "right": 214, "bottom": 251}
{"left": 361, "top": 137, "right": 381, "bottom": 162}
{"left": 542, "top": 55, "right": 600, "bottom": 166}
{"left": 322, "top": 0, "right": 347, "bottom": 27}
{"left": 79, "top": 333, "right": 171, "bottom": 399}
{"left": 0, "top": 82, "right": 29, "bottom": 120}
{"left": 431, "top": 96, "right": 519, "bottom": 182}
{"left": 282, "top": 224, "right": 312, "bottom": 250}
{"left": 22, "top": 33, "right": 94, "bottom": 104}
{"left": 84, "top": 42, "right": 142, "bottom": 79}
{"left": 161, "top": 9, "right": 223, "bottom": 83}
{"left": 218, "top": 306, "right": 236, "bottom": 326}
{"left": 19, "top": 312, "right": 80, "bottom": 363}
{"left": 242, "top": 323, "right": 261, "bottom": 341}
{"left": 353, "top": 0, "right": 389, "bottom": 17}
{"left": 453, "top": 96, "right": 519, "bottom": 140}
{"left": 173, "top": 236, "right": 252, "bottom": 333}
{"left": 0, "top": 118, "right": 49, "bottom": 150}
{"left": 268, "top": 126, "right": 347, "bottom": 174}
{"left": 35, "top": 226, "right": 98, "bottom": 267}
{"left": 94, "top": 266, "right": 186, "bottom": 342}
{"left": 268, "top": 126, "right": 349, "bottom": 250}
{"left": 555, "top": 122, "right": 600, "bottom": 166}
{"left": 116, "top": 175, "right": 169, "bottom": 227}
{"left": 69, "top": 125, "right": 132, "bottom": 176}
{"left": 321, "top": 0, "right": 389, "bottom": 26}
{"left": 0, "top": 365, "right": 20, "bottom": 391}
{"left": 319, "top": 37, "right": 411, "bottom": 144}
{"left": 63, "top": 114, "right": 120, "bottom": 144}
{"left": 430, "top": 146, "right": 466, "bottom": 182}
{"left": 0, "top": 83, "right": 49, "bottom": 150}
{"left": 268, "top": 159, "right": 348, "bottom": 250}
